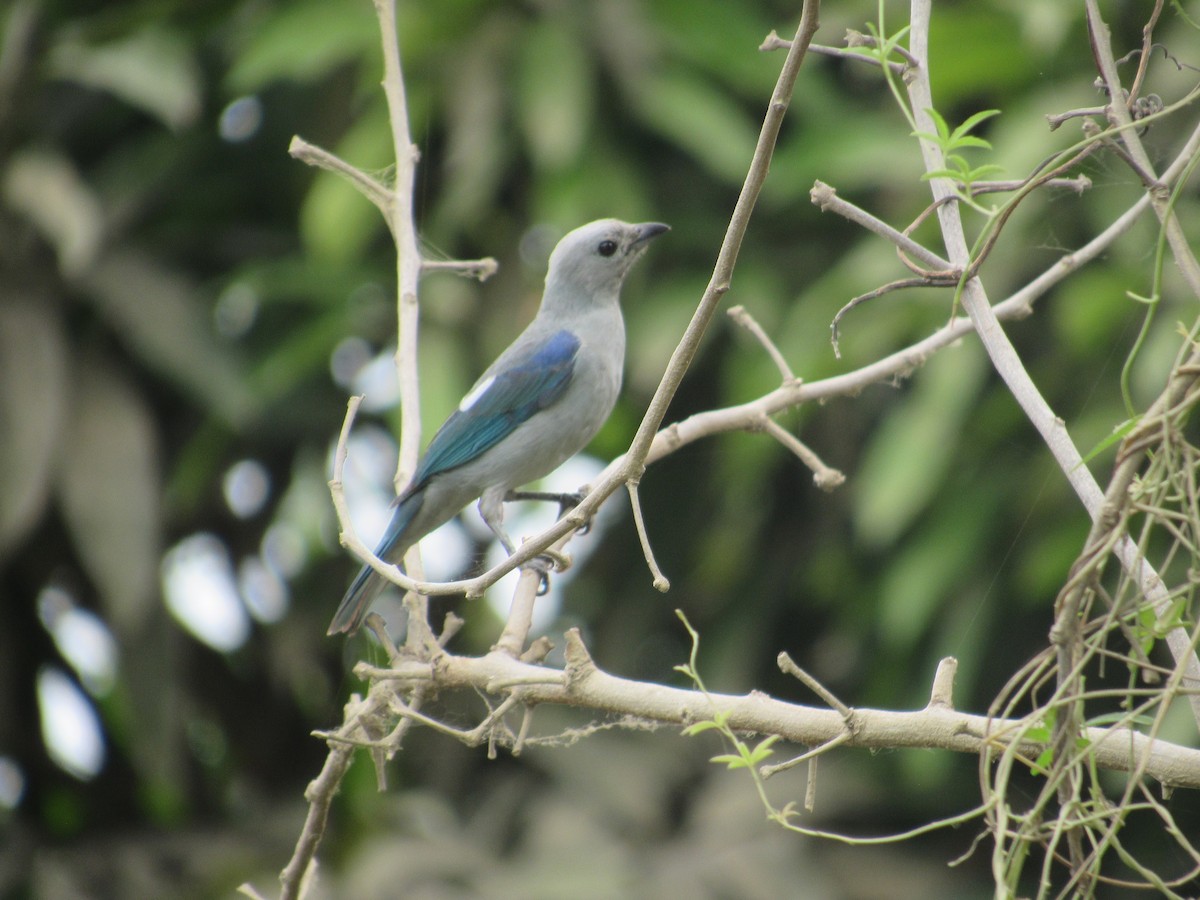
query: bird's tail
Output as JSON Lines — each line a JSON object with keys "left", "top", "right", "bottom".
{"left": 327, "top": 563, "right": 391, "bottom": 636}
{"left": 327, "top": 489, "right": 423, "bottom": 636}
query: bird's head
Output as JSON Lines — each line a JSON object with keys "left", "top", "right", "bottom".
{"left": 543, "top": 219, "right": 669, "bottom": 304}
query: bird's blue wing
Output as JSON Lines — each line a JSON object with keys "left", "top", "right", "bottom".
{"left": 411, "top": 329, "right": 580, "bottom": 486}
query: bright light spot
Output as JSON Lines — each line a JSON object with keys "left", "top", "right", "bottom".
{"left": 223, "top": 459, "right": 270, "bottom": 519}
{"left": 214, "top": 282, "right": 259, "bottom": 339}
{"left": 0, "top": 757, "right": 25, "bottom": 810}
{"left": 335, "top": 427, "right": 399, "bottom": 547}
{"left": 218, "top": 95, "right": 263, "bottom": 142}
{"left": 419, "top": 518, "right": 473, "bottom": 582}
{"left": 352, "top": 351, "right": 400, "bottom": 412}
{"left": 262, "top": 522, "right": 307, "bottom": 580}
{"left": 37, "top": 667, "right": 105, "bottom": 780}
{"left": 330, "top": 336, "right": 373, "bottom": 389}
{"left": 161, "top": 534, "right": 250, "bottom": 652}
{"left": 239, "top": 556, "right": 289, "bottom": 623}
{"left": 329, "top": 426, "right": 473, "bottom": 624}
{"left": 37, "top": 586, "right": 119, "bottom": 696}
{"left": 484, "top": 455, "right": 611, "bottom": 632}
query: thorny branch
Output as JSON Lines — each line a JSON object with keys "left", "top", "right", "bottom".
{"left": 346, "top": 637, "right": 1200, "bottom": 790}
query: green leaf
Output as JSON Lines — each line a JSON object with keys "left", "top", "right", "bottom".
{"left": 299, "top": 107, "right": 392, "bottom": 265}
{"left": 57, "top": 358, "right": 161, "bottom": 634}
{"left": 0, "top": 300, "right": 69, "bottom": 553}
{"left": 944, "top": 153, "right": 970, "bottom": 173}
{"left": 631, "top": 71, "right": 759, "bottom": 184}
{"left": 951, "top": 135, "right": 993, "bottom": 151}
{"left": 81, "top": 251, "right": 257, "bottom": 428}
{"left": 681, "top": 720, "right": 722, "bottom": 736}
{"left": 225, "top": 0, "right": 377, "bottom": 91}
{"left": 923, "top": 107, "right": 951, "bottom": 142}
{"left": 2, "top": 150, "right": 104, "bottom": 277}
{"left": 951, "top": 109, "right": 1001, "bottom": 142}
{"left": 1079, "top": 416, "right": 1139, "bottom": 466}
{"left": 48, "top": 27, "right": 201, "bottom": 130}
{"left": 711, "top": 753, "right": 750, "bottom": 770}
{"left": 920, "top": 167, "right": 965, "bottom": 182}
{"left": 745, "top": 735, "right": 781, "bottom": 764}
{"left": 855, "top": 344, "right": 987, "bottom": 547}
{"left": 964, "top": 164, "right": 1005, "bottom": 179}
{"left": 1032, "top": 747, "right": 1053, "bottom": 774}
{"left": 515, "top": 21, "right": 593, "bottom": 170}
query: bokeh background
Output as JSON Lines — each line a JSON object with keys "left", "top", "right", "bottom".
{"left": 2, "top": 1, "right": 1199, "bottom": 896}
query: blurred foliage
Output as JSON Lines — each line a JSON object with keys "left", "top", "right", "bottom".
{"left": 1, "top": 0, "right": 1198, "bottom": 897}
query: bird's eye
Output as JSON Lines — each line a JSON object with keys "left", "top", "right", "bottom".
{"left": 597, "top": 240, "right": 618, "bottom": 257}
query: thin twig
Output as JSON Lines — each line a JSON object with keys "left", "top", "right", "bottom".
{"left": 761, "top": 419, "right": 844, "bottom": 491}
{"left": 830, "top": 276, "right": 947, "bottom": 357}
{"left": 420, "top": 257, "right": 499, "bottom": 280}
{"left": 970, "top": 176, "right": 1092, "bottom": 195}
{"left": 811, "top": 180, "right": 953, "bottom": 271}
{"left": 760, "top": 730, "right": 853, "bottom": 779}
{"left": 778, "top": 651, "right": 853, "bottom": 719}
{"left": 728, "top": 304, "right": 796, "bottom": 382}
{"left": 1047, "top": 106, "right": 1107, "bottom": 130}
{"left": 288, "top": 136, "right": 392, "bottom": 219}
{"left": 627, "top": 479, "right": 670, "bottom": 591}
{"left": 622, "top": 3, "right": 821, "bottom": 482}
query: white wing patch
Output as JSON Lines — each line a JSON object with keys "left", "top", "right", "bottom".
{"left": 458, "top": 375, "right": 496, "bottom": 412}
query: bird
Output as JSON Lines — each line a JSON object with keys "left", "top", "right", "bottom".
{"left": 329, "top": 218, "right": 669, "bottom": 635}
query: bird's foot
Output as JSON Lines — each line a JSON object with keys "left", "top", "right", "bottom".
{"left": 557, "top": 490, "right": 593, "bottom": 533}
{"left": 522, "top": 548, "right": 573, "bottom": 595}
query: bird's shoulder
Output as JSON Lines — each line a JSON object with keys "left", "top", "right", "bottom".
{"left": 408, "top": 327, "right": 581, "bottom": 486}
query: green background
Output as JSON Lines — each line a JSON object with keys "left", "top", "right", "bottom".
{"left": 2, "top": 1, "right": 1198, "bottom": 896}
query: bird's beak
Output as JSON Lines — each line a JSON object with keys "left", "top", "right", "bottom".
{"left": 632, "top": 222, "right": 670, "bottom": 245}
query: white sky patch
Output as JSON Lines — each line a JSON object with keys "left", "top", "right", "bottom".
{"left": 484, "top": 455, "right": 611, "bottom": 632}
{"left": 458, "top": 375, "right": 495, "bottom": 412}
{"left": 238, "top": 555, "right": 289, "bottom": 623}
{"left": 352, "top": 351, "right": 400, "bottom": 413}
{"left": 161, "top": 533, "right": 251, "bottom": 652}
{"left": 38, "top": 587, "right": 119, "bottom": 697}
{"left": 327, "top": 426, "right": 473, "bottom": 622}
{"left": 38, "top": 667, "right": 105, "bottom": 780}
{"left": 0, "top": 756, "right": 25, "bottom": 809}
{"left": 222, "top": 458, "right": 270, "bottom": 519}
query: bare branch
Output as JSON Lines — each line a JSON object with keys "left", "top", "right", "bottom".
{"left": 420, "top": 257, "right": 499, "bottom": 280}
{"left": 761, "top": 419, "right": 844, "bottom": 491}
{"left": 287, "top": 136, "right": 392, "bottom": 219}
{"left": 622, "top": 3, "right": 821, "bottom": 482}
{"left": 778, "top": 651, "right": 853, "bottom": 719}
{"left": 627, "top": 478, "right": 670, "bottom": 591}
{"left": 728, "top": 304, "right": 796, "bottom": 382}
{"left": 354, "top": 637, "right": 1200, "bottom": 789}
{"left": 811, "top": 180, "right": 953, "bottom": 271}
{"left": 493, "top": 567, "right": 546, "bottom": 658}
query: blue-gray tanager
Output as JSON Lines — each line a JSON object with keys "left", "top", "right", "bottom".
{"left": 329, "top": 219, "right": 669, "bottom": 635}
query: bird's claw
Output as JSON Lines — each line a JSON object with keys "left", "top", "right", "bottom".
{"left": 523, "top": 549, "right": 572, "bottom": 595}
{"left": 558, "top": 489, "right": 596, "bottom": 534}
